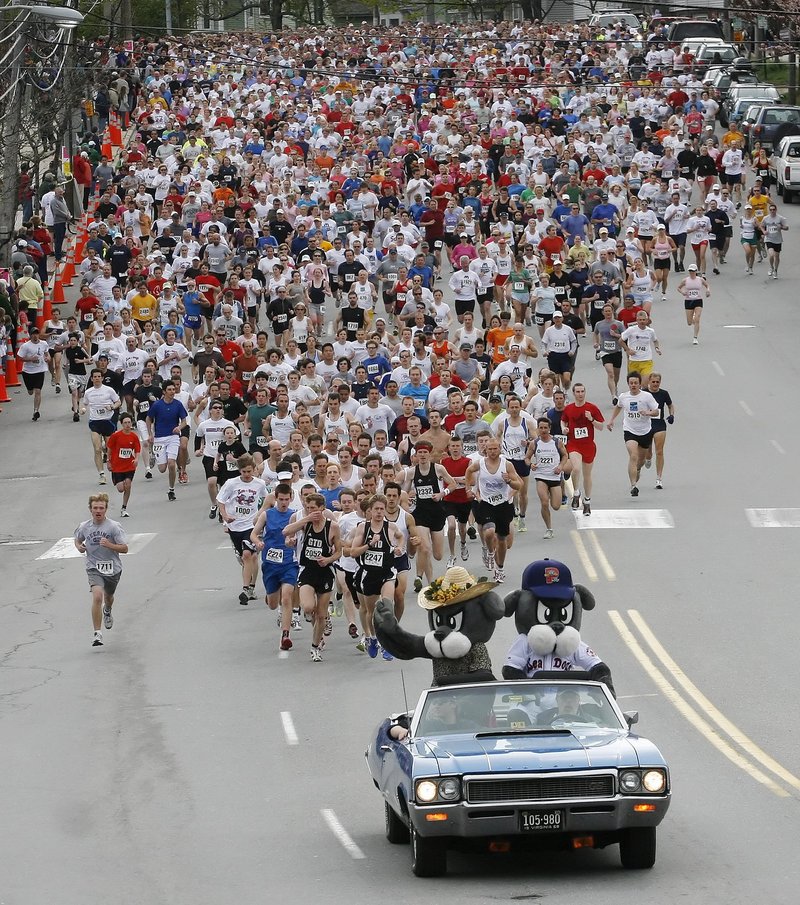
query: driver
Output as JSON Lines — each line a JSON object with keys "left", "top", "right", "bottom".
{"left": 388, "top": 693, "right": 483, "bottom": 740}
{"left": 535, "top": 688, "right": 603, "bottom": 726}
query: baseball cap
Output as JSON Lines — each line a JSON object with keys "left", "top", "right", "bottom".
{"left": 599, "top": 227, "right": 608, "bottom": 234}
{"left": 522, "top": 558, "right": 575, "bottom": 601}
{"left": 745, "top": 203, "right": 753, "bottom": 209}
{"left": 688, "top": 263, "right": 698, "bottom": 271}
{"left": 97, "top": 352, "right": 109, "bottom": 359}
{"left": 552, "top": 311, "right": 564, "bottom": 318}
{"left": 276, "top": 469, "right": 293, "bottom": 481}
{"left": 488, "top": 394, "right": 502, "bottom": 403}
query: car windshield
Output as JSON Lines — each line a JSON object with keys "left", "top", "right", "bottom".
{"left": 765, "top": 109, "right": 800, "bottom": 124}
{"left": 415, "top": 683, "right": 624, "bottom": 736}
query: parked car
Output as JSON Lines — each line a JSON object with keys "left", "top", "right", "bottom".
{"left": 367, "top": 678, "right": 671, "bottom": 877}
{"left": 721, "top": 84, "right": 782, "bottom": 127}
{"left": 667, "top": 19, "right": 725, "bottom": 43}
{"left": 705, "top": 66, "right": 759, "bottom": 91}
{"left": 693, "top": 42, "right": 748, "bottom": 74}
{"left": 770, "top": 135, "right": 800, "bottom": 202}
{"left": 746, "top": 105, "right": 800, "bottom": 152}
{"left": 588, "top": 10, "right": 641, "bottom": 31}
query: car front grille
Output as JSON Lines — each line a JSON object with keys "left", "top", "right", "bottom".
{"left": 466, "top": 774, "right": 615, "bottom": 804}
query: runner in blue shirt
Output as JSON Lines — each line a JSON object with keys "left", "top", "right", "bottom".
{"left": 145, "top": 382, "right": 188, "bottom": 501}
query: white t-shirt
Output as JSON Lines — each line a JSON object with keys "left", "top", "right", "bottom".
{"left": 617, "top": 390, "right": 658, "bottom": 436}
{"left": 196, "top": 417, "right": 235, "bottom": 455}
{"left": 84, "top": 385, "right": 120, "bottom": 422}
{"left": 216, "top": 476, "right": 267, "bottom": 531}
{"left": 18, "top": 339, "right": 49, "bottom": 373}
{"left": 621, "top": 325, "right": 657, "bottom": 361}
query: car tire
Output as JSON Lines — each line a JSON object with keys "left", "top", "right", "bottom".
{"left": 777, "top": 182, "right": 784, "bottom": 197}
{"left": 410, "top": 823, "right": 447, "bottom": 877}
{"left": 619, "top": 826, "right": 657, "bottom": 869}
{"left": 786, "top": 189, "right": 793, "bottom": 204}
{"left": 385, "top": 800, "right": 410, "bottom": 844}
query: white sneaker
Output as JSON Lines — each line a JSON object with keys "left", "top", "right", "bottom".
{"left": 493, "top": 567, "right": 506, "bottom": 583}
{"left": 772, "top": 272, "right": 778, "bottom": 280}
{"left": 543, "top": 528, "right": 554, "bottom": 539}
{"left": 446, "top": 555, "right": 456, "bottom": 568}
{"left": 517, "top": 517, "right": 527, "bottom": 533}
{"left": 460, "top": 543, "right": 469, "bottom": 561}
{"left": 103, "top": 607, "right": 113, "bottom": 630}
{"left": 310, "top": 645, "right": 323, "bottom": 662}
{"left": 92, "top": 631, "right": 103, "bottom": 647}
{"left": 120, "top": 506, "right": 129, "bottom": 517}
{"left": 692, "top": 337, "right": 699, "bottom": 345}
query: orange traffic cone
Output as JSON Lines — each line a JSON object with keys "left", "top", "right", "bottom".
{"left": 0, "top": 370, "right": 9, "bottom": 403}
{"left": 4, "top": 355, "right": 21, "bottom": 387}
{"left": 109, "top": 112, "right": 122, "bottom": 148}
{"left": 51, "top": 277, "right": 65, "bottom": 305}
{"left": 61, "top": 251, "right": 75, "bottom": 285}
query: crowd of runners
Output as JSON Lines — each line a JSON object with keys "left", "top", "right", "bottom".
{"left": 1, "top": 16, "right": 788, "bottom": 653}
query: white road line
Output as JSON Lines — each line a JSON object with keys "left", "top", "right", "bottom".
{"left": 321, "top": 808, "right": 366, "bottom": 860}
{"left": 745, "top": 508, "right": 800, "bottom": 528}
{"left": 586, "top": 531, "right": 616, "bottom": 581}
{"left": 570, "top": 530, "right": 598, "bottom": 582}
{"left": 0, "top": 540, "right": 43, "bottom": 546}
{"left": 739, "top": 400, "right": 754, "bottom": 417}
{"left": 37, "top": 533, "right": 157, "bottom": 560}
{"left": 628, "top": 609, "right": 800, "bottom": 795}
{"left": 771, "top": 439, "right": 786, "bottom": 455}
{"left": 608, "top": 611, "right": 789, "bottom": 798}
{"left": 711, "top": 360, "right": 725, "bottom": 377}
{"left": 280, "top": 711, "right": 299, "bottom": 746}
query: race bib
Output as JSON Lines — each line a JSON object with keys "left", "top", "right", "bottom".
{"left": 634, "top": 344, "right": 648, "bottom": 354}
{"left": 603, "top": 340, "right": 616, "bottom": 352}
{"left": 256, "top": 436, "right": 268, "bottom": 447}
{"left": 463, "top": 441, "right": 477, "bottom": 455}
{"left": 337, "top": 225, "right": 346, "bottom": 234}
{"left": 96, "top": 560, "right": 114, "bottom": 575}
{"left": 434, "top": 240, "right": 443, "bottom": 249}
{"left": 84, "top": 313, "right": 94, "bottom": 322}
{"left": 513, "top": 281, "right": 525, "bottom": 292}
{"left": 304, "top": 546, "right": 322, "bottom": 560}
{"left": 574, "top": 426, "right": 589, "bottom": 440}
{"left": 227, "top": 459, "right": 239, "bottom": 471}
{"left": 538, "top": 455, "right": 555, "bottom": 466}
{"left": 235, "top": 505, "right": 251, "bottom": 515}
{"left": 486, "top": 492, "right": 504, "bottom": 505}
{"left": 242, "top": 371, "right": 253, "bottom": 381}
{"left": 363, "top": 550, "right": 383, "bottom": 567}
{"left": 139, "top": 307, "right": 151, "bottom": 317}
{"left": 347, "top": 321, "right": 359, "bottom": 332}
{"left": 265, "top": 547, "right": 284, "bottom": 563}
{"left": 94, "top": 406, "right": 109, "bottom": 418}
{"left": 505, "top": 444, "right": 521, "bottom": 459}
{"left": 345, "top": 273, "right": 355, "bottom": 282}
{"left": 416, "top": 485, "right": 434, "bottom": 499}
{"left": 119, "top": 447, "right": 133, "bottom": 458}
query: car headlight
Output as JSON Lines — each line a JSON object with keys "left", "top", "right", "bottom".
{"left": 438, "top": 778, "right": 461, "bottom": 801}
{"left": 415, "top": 780, "right": 438, "bottom": 803}
{"left": 619, "top": 770, "right": 642, "bottom": 793}
{"left": 642, "top": 769, "right": 666, "bottom": 793}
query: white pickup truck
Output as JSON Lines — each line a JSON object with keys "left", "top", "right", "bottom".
{"left": 771, "top": 135, "right": 800, "bottom": 203}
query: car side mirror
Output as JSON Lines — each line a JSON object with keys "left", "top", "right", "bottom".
{"left": 623, "top": 710, "right": 639, "bottom": 728}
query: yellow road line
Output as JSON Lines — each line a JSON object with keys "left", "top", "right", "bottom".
{"left": 570, "top": 530, "right": 598, "bottom": 582}
{"left": 608, "top": 611, "right": 789, "bottom": 798}
{"left": 587, "top": 530, "right": 616, "bottom": 581}
{"left": 629, "top": 609, "right": 800, "bottom": 794}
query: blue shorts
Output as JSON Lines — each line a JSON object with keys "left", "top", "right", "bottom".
{"left": 184, "top": 314, "right": 203, "bottom": 329}
{"left": 262, "top": 560, "right": 299, "bottom": 595}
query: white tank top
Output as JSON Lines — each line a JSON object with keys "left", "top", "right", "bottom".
{"left": 478, "top": 456, "right": 513, "bottom": 505}
{"left": 387, "top": 506, "right": 409, "bottom": 543}
{"left": 501, "top": 416, "right": 532, "bottom": 460}
{"left": 270, "top": 413, "right": 295, "bottom": 446}
{"left": 653, "top": 238, "right": 672, "bottom": 260}
{"left": 630, "top": 272, "right": 653, "bottom": 302}
{"left": 682, "top": 275, "right": 703, "bottom": 300}
{"left": 533, "top": 437, "right": 560, "bottom": 479}
{"left": 321, "top": 412, "right": 349, "bottom": 442}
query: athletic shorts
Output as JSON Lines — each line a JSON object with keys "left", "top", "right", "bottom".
{"left": 684, "top": 298, "right": 703, "bottom": 310}
{"left": 136, "top": 420, "right": 149, "bottom": 443}
{"left": 261, "top": 559, "right": 299, "bottom": 595}
{"left": 653, "top": 258, "right": 670, "bottom": 270}
{"left": 455, "top": 298, "right": 476, "bottom": 316}
{"left": 627, "top": 359, "right": 653, "bottom": 377}
{"left": 510, "top": 458, "right": 531, "bottom": 478}
{"left": 184, "top": 314, "right": 203, "bottom": 330}
{"left": 89, "top": 418, "right": 117, "bottom": 437}
{"left": 474, "top": 500, "right": 515, "bottom": 538}
{"left": 202, "top": 455, "right": 218, "bottom": 479}
{"left": 766, "top": 242, "right": 782, "bottom": 251}
{"left": 180, "top": 425, "right": 190, "bottom": 439}
{"left": 672, "top": 232, "right": 687, "bottom": 247}
{"left": 413, "top": 502, "right": 446, "bottom": 533}
{"left": 112, "top": 470, "right": 135, "bottom": 486}
{"left": 740, "top": 236, "right": 757, "bottom": 246}
{"left": 22, "top": 371, "right": 44, "bottom": 391}
{"left": 229, "top": 528, "right": 257, "bottom": 557}
{"left": 691, "top": 240, "right": 708, "bottom": 250}
{"left": 724, "top": 173, "right": 742, "bottom": 185}
{"left": 86, "top": 567, "right": 121, "bottom": 594}
{"left": 624, "top": 430, "right": 653, "bottom": 449}
{"left": 494, "top": 274, "right": 509, "bottom": 286}
{"left": 566, "top": 442, "right": 597, "bottom": 464}
{"left": 68, "top": 374, "right": 88, "bottom": 392}
{"left": 298, "top": 564, "right": 335, "bottom": 594}
{"left": 547, "top": 351, "right": 573, "bottom": 374}
{"left": 355, "top": 566, "right": 396, "bottom": 598}
{"left": 122, "top": 380, "right": 137, "bottom": 398}
{"left": 477, "top": 287, "right": 493, "bottom": 303}
{"left": 443, "top": 500, "right": 472, "bottom": 523}
{"left": 601, "top": 351, "right": 623, "bottom": 368}
{"left": 153, "top": 434, "right": 180, "bottom": 464}
{"left": 394, "top": 552, "right": 411, "bottom": 573}
{"left": 535, "top": 477, "right": 562, "bottom": 488}
{"left": 651, "top": 420, "right": 667, "bottom": 435}
{"left": 534, "top": 312, "right": 553, "bottom": 328}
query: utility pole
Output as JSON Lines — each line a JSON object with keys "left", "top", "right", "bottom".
{"left": 166, "top": 0, "right": 173, "bottom": 33}
{"left": 0, "top": 26, "right": 25, "bottom": 269}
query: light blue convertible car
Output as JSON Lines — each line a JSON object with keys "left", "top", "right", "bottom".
{"left": 366, "top": 679, "right": 671, "bottom": 877}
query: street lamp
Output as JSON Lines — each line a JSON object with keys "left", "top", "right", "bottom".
{"left": 0, "top": 3, "right": 84, "bottom": 269}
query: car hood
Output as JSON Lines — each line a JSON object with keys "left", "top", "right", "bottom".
{"left": 416, "top": 730, "right": 640, "bottom": 775}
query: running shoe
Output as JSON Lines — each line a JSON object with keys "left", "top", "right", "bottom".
{"left": 310, "top": 645, "right": 322, "bottom": 662}
{"left": 561, "top": 494, "right": 568, "bottom": 506}
{"left": 238, "top": 590, "right": 249, "bottom": 606}
{"left": 167, "top": 489, "right": 176, "bottom": 501}
{"left": 121, "top": 507, "right": 129, "bottom": 518}
{"left": 655, "top": 479, "right": 663, "bottom": 490}
{"left": 493, "top": 567, "right": 506, "bottom": 583}
{"left": 630, "top": 486, "right": 639, "bottom": 497}
{"left": 356, "top": 634, "right": 367, "bottom": 652}
{"left": 103, "top": 607, "right": 113, "bottom": 630}
{"left": 612, "top": 396, "right": 618, "bottom": 406}
{"left": 366, "top": 637, "right": 379, "bottom": 659}
{"left": 247, "top": 586, "right": 257, "bottom": 600}
{"left": 467, "top": 525, "right": 477, "bottom": 540}
{"left": 324, "top": 615, "right": 333, "bottom": 637}
{"left": 446, "top": 555, "right": 456, "bottom": 568}
{"left": 413, "top": 577, "right": 423, "bottom": 593}
{"left": 583, "top": 501, "right": 591, "bottom": 516}
{"left": 334, "top": 598, "right": 344, "bottom": 617}
{"left": 291, "top": 610, "right": 302, "bottom": 630}
{"left": 692, "top": 337, "right": 699, "bottom": 345}
{"left": 179, "top": 470, "right": 189, "bottom": 484}
{"left": 55, "top": 384, "right": 61, "bottom": 394}
{"left": 772, "top": 272, "right": 778, "bottom": 280}
{"left": 328, "top": 600, "right": 334, "bottom": 615}
{"left": 381, "top": 646, "right": 394, "bottom": 661}
{"left": 92, "top": 631, "right": 103, "bottom": 647}
{"left": 145, "top": 470, "right": 152, "bottom": 480}
{"left": 98, "top": 472, "right": 106, "bottom": 485}
{"left": 209, "top": 506, "right": 218, "bottom": 520}
{"left": 517, "top": 518, "right": 527, "bottom": 533}
{"left": 571, "top": 493, "right": 581, "bottom": 510}
{"left": 460, "top": 543, "right": 469, "bottom": 562}
{"left": 348, "top": 622, "right": 359, "bottom": 639}
{"left": 73, "top": 412, "right": 80, "bottom": 422}
{"left": 543, "top": 528, "right": 554, "bottom": 539}
{"left": 280, "top": 631, "right": 292, "bottom": 651}
{"left": 661, "top": 295, "right": 666, "bottom": 303}
{"left": 713, "top": 267, "right": 720, "bottom": 275}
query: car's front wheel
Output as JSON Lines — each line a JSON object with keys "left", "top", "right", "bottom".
{"left": 619, "top": 826, "right": 657, "bottom": 869}
{"left": 410, "top": 823, "right": 447, "bottom": 877}
{"left": 385, "top": 800, "right": 409, "bottom": 844}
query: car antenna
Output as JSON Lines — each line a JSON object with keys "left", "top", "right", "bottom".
{"left": 400, "top": 668, "right": 410, "bottom": 716}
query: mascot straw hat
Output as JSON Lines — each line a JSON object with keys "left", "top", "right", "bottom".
{"left": 418, "top": 566, "right": 497, "bottom": 610}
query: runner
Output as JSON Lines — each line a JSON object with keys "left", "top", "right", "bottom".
{"left": 607, "top": 372, "right": 660, "bottom": 497}
{"left": 384, "top": 481, "right": 419, "bottom": 622}
{"left": 43, "top": 307, "right": 65, "bottom": 394}
{"left": 283, "top": 494, "right": 342, "bottom": 662}
{"left": 73, "top": 493, "right": 129, "bottom": 648}
{"left": 492, "top": 395, "right": 537, "bottom": 533}
{"left": 677, "top": 263, "right": 710, "bottom": 345}
{"left": 250, "top": 483, "right": 300, "bottom": 652}
{"left": 525, "top": 416, "right": 569, "bottom": 539}
{"left": 592, "top": 304, "right": 624, "bottom": 405}
{"left": 333, "top": 488, "right": 366, "bottom": 642}
{"left": 106, "top": 413, "right": 141, "bottom": 516}
{"left": 739, "top": 204, "right": 761, "bottom": 276}
{"left": 348, "top": 493, "right": 405, "bottom": 660}
{"left": 620, "top": 310, "right": 661, "bottom": 378}
{"left": 761, "top": 202, "right": 788, "bottom": 279}
{"left": 216, "top": 454, "right": 267, "bottom": 606}
{"left": 145, "top": 381, "right": 188, "bottom": 501}
{"left": 644, "top": 373, "right": 675, "bottom": 490}
{"left": 196, "top": 402, "right": 235, "bottom": 519}
{"left": 562, "top": 384, "right": 605, "bottom": 516}
{"left": 441, "top": 436, "right": 473, "bottom": 565}
{"left": 63, "top": 330, "right": 93, "bottom": 422}
{"left": 17, "top": 326, "right": 50, "bottom": 421}
{"left": 81, "top": 368, "right": 122, "bottom": 485}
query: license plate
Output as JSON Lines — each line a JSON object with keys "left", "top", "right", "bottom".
{"left": 519, "top": 810, "right": 564, "bottom": 832}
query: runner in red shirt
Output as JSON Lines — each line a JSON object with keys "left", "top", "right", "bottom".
{"left": 441, "top": 436, "right": 473, "bottom": 565}
{"left": 562, "top": 383, "right": 605, "bottom": 516}
{"left": 106, "top": 413, "right": 141, "bottom": 516}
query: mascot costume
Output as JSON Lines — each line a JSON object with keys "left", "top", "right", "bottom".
{"left": 375, "top": 566, "right": 504, "bottom": 686}
{"left": 502, "top": 558, "right": 614, "bottom": 694}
